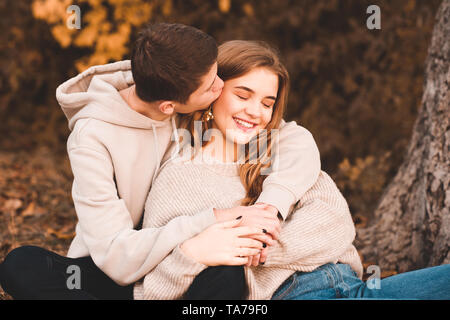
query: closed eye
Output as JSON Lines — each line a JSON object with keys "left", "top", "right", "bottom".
{"left": 238, "top": 94, "right": 272, "bottom": 108}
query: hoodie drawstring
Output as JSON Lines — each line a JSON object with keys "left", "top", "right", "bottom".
{"left": 151, "top": 116, "right": 180, "bottom": 186}
{"left": 151, "top": 123, "right": 160, "bottom": 186}
{"left": 171, "top": 116, "right": 180, "bottom": 157}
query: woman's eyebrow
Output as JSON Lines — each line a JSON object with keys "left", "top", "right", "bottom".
{"left": 234, "top": 86, "right": 276, "bottom": 100}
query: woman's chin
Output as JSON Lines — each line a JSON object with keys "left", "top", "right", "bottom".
{"left": 226, "top": 133, "right": 257, "bottom": 146}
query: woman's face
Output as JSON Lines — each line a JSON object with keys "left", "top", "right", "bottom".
{"left": 211, "top": 67, "right": 278, "bottom": 145}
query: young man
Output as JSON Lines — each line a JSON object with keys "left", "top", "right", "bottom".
{"left": 0, "top": 23, "right": 320, "bottom": 299}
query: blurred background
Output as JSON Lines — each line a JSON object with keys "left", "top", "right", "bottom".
{"left": 0, "top": 0, "right": 443, "bottom": 298}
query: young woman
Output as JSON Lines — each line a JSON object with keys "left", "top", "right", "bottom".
{"left": 133, "top": 39, "right": 359, "bottom": 300}
{"left": 134, "top": 40, "right": 450, "bottom": 300}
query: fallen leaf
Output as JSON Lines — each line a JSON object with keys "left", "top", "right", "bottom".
{"left": 3, "top": 199, "right": 23, "bottom": 211}
{"left": 21, "top": 202, "right": 36, "bottom": 217}
{"left": 380, "top": 270, "right": 398, "bottom": 278}
{"left": 46, "top": 227, "right": 75, "bottom": 240}
{"left": 353, "top": 214, "right": 368, "bottom": 228}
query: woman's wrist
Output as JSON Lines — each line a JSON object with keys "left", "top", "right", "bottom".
{"left": 213, "top": 207, "right": 234, "bottom": 222}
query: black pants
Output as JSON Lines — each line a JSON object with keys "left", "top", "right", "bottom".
{"left": 0, "top": 246, "right": 245, "bottom": 300}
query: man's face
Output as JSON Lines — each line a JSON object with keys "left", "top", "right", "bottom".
{"left": 175, "top": 62, "right": 224, "bottom": 113}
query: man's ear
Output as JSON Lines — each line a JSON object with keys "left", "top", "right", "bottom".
{"left": 158, "top": 101, "right": 176, "bottom": 115}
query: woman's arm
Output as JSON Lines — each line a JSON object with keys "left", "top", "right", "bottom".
{"left": 135, "top": 171, "right": 356, "bottom": 299}
{"left": 134, "top": 244, "right": 207, "bottom": 300}
{"left": 134, "top": 219, "right": 265, "bottom": 300}
{"left": 261, "top": 171, "right": 357, "bottom": 268}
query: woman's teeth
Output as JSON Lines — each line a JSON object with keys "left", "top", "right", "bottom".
{"left": 234, "top": 117, "right": 255, "bottom": 129}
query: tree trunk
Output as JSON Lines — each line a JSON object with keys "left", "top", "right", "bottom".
{"left": 355, "top": 0, "right": 450, "bottom": 273}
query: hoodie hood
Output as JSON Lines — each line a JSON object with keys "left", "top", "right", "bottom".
{"left": 56, "top": 60, "right": 171, "bottom": 131}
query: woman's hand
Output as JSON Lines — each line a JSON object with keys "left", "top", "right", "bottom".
{"left": 213, "top": 204, "right": 281, "bottom": 240}
{"left": 180, "top": 218, "right": 267, "bottom": 266}
{"left": 246, "top": 203, "right": 279, "bottom": 267}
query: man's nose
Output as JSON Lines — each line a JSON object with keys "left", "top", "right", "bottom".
{"left": 212, "top": 77, "right": 224, "bottom": 92}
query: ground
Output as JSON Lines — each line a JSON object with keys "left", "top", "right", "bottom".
{"left": 0, "top": 147, "right": 76, "bottom": 299}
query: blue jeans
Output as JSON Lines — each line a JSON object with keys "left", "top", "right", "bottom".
{"left": 271, "top": 263, "right": 450, "bottom": 300}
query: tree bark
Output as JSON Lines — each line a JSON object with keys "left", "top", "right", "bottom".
{"left": 355, "top": 0, "right": 450, "bottom": 273}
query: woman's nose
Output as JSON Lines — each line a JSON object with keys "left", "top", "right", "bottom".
{"left": 245, "top": 101, "right": 261, "bottom": 118}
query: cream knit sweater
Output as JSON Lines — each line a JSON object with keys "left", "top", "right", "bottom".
{"left": 133, "top": 152, "right": 363, "bottom": 300}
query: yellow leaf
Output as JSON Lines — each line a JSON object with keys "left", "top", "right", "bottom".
{"left": 338, "top": 158, "right": 351, "bottom": 171}
{"left": 219, "top": 0, "right": 230, "bottom": 13}
{"left": 51, "top": 24, "right": 73, "bottom": 48}
{"left": 243, "top": 3, "right": 254, "bottom": 17}
{"left": 46, "top": 227, "right": 75, "bottom": 240}
{"left": 74, "top": 25, "right": 98, "bottom": 47}
{"left": 22, "top": 202, "right": 36, "bottom": 217}
{"left": 75, "top": 57, "right": 91, "bottom": 72}
{"left": 32, "top": 0, "right": 71, "bottom": 24}
{"left": 116, "top": 3, "right": 153, "bottom": 26}
{"left": 84, "top": 6, "right": 107, "bottom": 26}
{"left": 163, "top": 0, "right": 172, "bottom": 16}
{"left": 86, "top": 0, "right": 103, "bottom": 7}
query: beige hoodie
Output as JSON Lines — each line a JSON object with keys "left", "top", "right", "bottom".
{"left": 56, "top": 60, "right": 321, "bottom": 286}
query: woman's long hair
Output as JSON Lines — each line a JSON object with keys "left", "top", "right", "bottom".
{"left": 178, "top": 40, "right": 289, "bottom": 206}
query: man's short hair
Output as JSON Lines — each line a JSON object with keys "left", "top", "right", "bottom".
{"left": 131, "top": 23, "right": 218, "bottom": 104}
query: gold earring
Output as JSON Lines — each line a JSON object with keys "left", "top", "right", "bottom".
{"left": 202, "top": 106, "right": 214, "bottom": 122}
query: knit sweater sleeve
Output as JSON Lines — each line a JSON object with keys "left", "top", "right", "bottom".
{"left": 263, "top": 171, "right": 357, "bottom": 268}
{"left": 133, "top": 244, "right": 207, "bottom": 300}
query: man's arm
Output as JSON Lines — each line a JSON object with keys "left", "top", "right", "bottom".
{"left": 256, "top": 120, "right": 321, "bottom": 220}
{"left": 68, "top": 145, "right": 216, "bottom": 286}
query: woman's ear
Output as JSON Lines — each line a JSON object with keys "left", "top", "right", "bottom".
{"left": 159, "top": 101, "right": 176, "bottom": 115}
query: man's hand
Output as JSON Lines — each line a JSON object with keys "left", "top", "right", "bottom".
{"left": 256, "top": 203, "right": 279, "bottom": 216}
{"left": 246, "top": 203, "right": 279, "bottom": 266}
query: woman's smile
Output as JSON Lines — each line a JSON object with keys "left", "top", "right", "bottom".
{"left": 232, "top": 116, "right": 258, "bottom": 132}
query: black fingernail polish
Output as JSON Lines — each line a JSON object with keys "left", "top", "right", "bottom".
{"left": 262, "top": 229, "right": 267, "bottom": 233}
{"left": 236, "top": 216, "right": 242, "bottom": 220}
{"left": 262, "top": 243, "right": 267, "bottom": 248}
{"left": 261, "top": 262, "right": 265, "bottom": 265}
